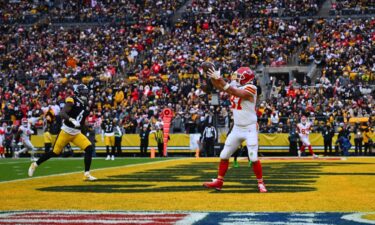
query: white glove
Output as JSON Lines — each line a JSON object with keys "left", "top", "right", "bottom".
{"left": 69, "top": 118, "right": 80, "bottom": 128}
{"left": 207, "top": 68, "right": 221, "bottom": 80}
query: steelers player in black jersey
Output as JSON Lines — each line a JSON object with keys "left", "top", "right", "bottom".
{"left": 101, "top": 117, "right": 116, "bottom": 160}
{"left": 28, "top": 84, "right": 97, "bottom": 181}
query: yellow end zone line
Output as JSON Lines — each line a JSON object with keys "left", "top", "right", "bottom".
{"left": 0, "top": 158, "right": 188, "bottom": 185}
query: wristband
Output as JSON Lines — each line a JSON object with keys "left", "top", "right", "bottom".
{"left": 223, "top": 83, "right": 230, "bottom": 91}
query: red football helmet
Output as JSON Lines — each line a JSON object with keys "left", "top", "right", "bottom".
{"left": 232, "top": 67, "right": 255, "bottom": 86}
{"left": 21, "top": 118, "right": 28, "bottom": 126}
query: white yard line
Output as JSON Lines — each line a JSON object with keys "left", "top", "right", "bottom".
{"left": 0, "top": 158, "right": 186, "bottom": 184}
{"left": 0, "top": 158, "right": 84, "bottom": 165}
{"left": 0, "top": 157, "right": 171, "bottom": 165}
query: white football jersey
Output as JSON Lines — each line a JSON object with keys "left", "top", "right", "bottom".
{"left": 19, "top": 126, "right": 34, "bottom": 141}
{"left": 230, "top": 84, "right": 257, "bottom": 126}
{"left": 0, "top": 128, "right": 4, "bottom": 146}
{"left": 297, "top": 122, "right": 311, "bottom": 137}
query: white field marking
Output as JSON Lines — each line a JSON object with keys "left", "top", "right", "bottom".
{"left": 175, "top": 213, "right": 208, "bottom": 225}
{"left": 0, "top": 158, "right": 85, "bottom": 165}
{"left": 230, "top": 213, "right": 266, "bottom": 216}
{"left": 289, "top": 213, "right": 316, "bottom": 217}
{"left": 0, "top": 158, "right": 186, "bottom": 184}
{"left": 341, "top": 213, "right": 375, "bottom": 224}
{"left": 0, "top": 158, "right": 124, "bottom": 165}
{"left": 288, "top": 218, "right": 315, "bottom": 223}
{"left": 220, "top": 223, "right": 330, "bottom": 225}
{"left": 223, "top": 218, "right": 258, "bottom": 222}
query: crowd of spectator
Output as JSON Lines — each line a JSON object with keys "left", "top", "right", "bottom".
{"left": 264, "top": 19, "right": 374, "bottom": 134}
{"left": 47, "top": 0, "right": 187, "bottom": 25}
{"left": 301, "top": 18, "right": 375, "bottom": 84}
{"left": 0, "top": 0, "right": 374, "bottom": 149}
{"left": 0, "top": 0, "right": 187, "bottom": 25}
{"left": 330, "top": 0, "right": 375, "bottom": 15}
{"left": 260, "top": 78, "right": 374, "bottom": 133}
{"left": 0, "top": 0, "right": 50, "bottom": 24}
{"left": 168, "top": 16, "right": 313, "bottom": 70}
{"left": 183, "top": 0, "right": 324, "bottom": 22}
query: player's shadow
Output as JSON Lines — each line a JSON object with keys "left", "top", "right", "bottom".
{"left": 38, "top": 162, "right": 375, "bottom": 193}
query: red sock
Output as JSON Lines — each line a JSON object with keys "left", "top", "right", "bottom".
{"left": 252, "top": 160, "right": 263, "bottom": 181}
{"left": 308, "top": 145, "right": 314, "bottom": 155}
{"left": 217, "top": 159, "right": 229, "bottom": 179}
{"left": 0, "top": 147, "right": 4, "bottom": 154}
{"left": 300, "top": 145, "right": 305, "bottom": 152}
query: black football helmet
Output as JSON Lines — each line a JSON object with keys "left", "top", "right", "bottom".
{"left": 74, "top": 84, "right": 89, "bottom": 102}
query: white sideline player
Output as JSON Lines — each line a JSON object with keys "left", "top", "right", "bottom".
{"left": 14, "top": 118, "right": 37, "bottom": 161}
{"left": 0, "top": 123, "right": 5, "bottom": 158}
{"left": 297, "top": 116, "right": 318, "bottom": 158}
{"left": 202, "top": 66, "right": 267, "bottom": 193}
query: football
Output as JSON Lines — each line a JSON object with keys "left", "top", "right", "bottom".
{"left": 200, "top": 61, "right": 216, "bottom": 94}
{"left": 201, "top": 61, "right": 216, "bottom": 74}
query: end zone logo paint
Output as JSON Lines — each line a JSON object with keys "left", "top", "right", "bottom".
{"left": 0, "top": 211, "right": 207, "bottom": 225}
{"left": 0, "top": 211, "right": 374, "bottom": 225}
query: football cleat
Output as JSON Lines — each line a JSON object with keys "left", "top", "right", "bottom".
{"left": 298, "top": 150, "right": 301, "bottom": 158}
{"left": 111, "top": 155, "right": 115, "bottom": 161}
{"left": 105, "top": 155, "right": 110, "bottom": 160}
{"left": 28, "top": 162, "right": 38, "bottom": 177}
{"left": 203, "top": 178, "right": 223, "bottom": 191}
{"left": 313, "top": 154, "right": 319, "bottom": 159}
{"left": 30, "top": 157, "right": 38, "bottom": 162}
{"left": 233, "top": 161, "right": 239, "bottom": 168}
{"left": 83, "top": 172, "right": 97, "bottom": 181}
{"left": 258, "top": 182, "right": 267, "bottom": 193}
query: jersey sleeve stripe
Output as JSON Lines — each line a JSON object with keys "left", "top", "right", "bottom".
{"left": 65, "top": 97, "right": 74, "bottom": 104}
{"left": 244, "top": 87, "right": 256, "bottom": 95}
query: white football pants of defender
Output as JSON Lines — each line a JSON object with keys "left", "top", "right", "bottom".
{"left": 220, "top": 124, "right": 258, "bottom": 162}
{"left": 299, "top": 136, "right": 311, "bottom": 146}
{"left": 17, "top": 139, "right": 36, "bottom": 158}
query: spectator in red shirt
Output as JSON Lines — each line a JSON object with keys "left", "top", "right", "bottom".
{"left": 151, "top": 62, "right": 161, "bottom": 75}
{"left": 141, "top": 65, "right": 151, "bottom": 80}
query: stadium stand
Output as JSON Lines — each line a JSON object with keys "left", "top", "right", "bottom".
{"left": 0, "top": 0, "right": 373, "bottom": 156}
{"left": 329, "top": 0, "right": 375, "bottom": 16}
{"left": 183, "top": 0, "right": 325, "bottom": 20}
{"left": 0, "top": 0, "right": 50, "bottom": 24}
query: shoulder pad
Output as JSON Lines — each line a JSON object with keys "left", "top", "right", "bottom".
{"left": 243, "top": 84, "right": 257, "bottom": 95}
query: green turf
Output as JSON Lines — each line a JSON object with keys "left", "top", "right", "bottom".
{"left": 0, "top": 157, "right": 168, "bottom": 182}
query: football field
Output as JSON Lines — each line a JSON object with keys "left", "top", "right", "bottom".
{"left": 0, "top": 157, "right": 374, "bottom": 224}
